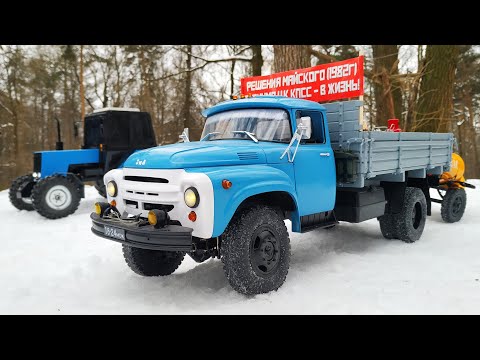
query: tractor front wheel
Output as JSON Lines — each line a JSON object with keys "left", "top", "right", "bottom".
{"left": 9, "top": 174, "right": 36, "bottom": 211}
{"left": 32, "top": 175, "right": 81, "bottom": 219}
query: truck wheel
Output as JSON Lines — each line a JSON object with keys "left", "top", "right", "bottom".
{"left": 221, "top": 205, "right": 291, "bottom": 295}
{"left": 394, "top": 187, "right": 427, "bottom": 243}
{"left": 95, "top": 179, "right": 106, "bottom": 198}
{"left": 32, "top": 175, "right": 81, "bottom": 219}
{"left": 378, "top": 214, "right": 397, "bottom": 239}
{"left": 441, "top": 188, "right": 466, "bottom": 223}
{"left": 9, "top": 174, "right": 36, "bottom": 211}
{"left": 122, "top": 245, "right": 185, "bottom": 276}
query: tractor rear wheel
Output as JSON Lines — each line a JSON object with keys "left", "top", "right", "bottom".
{"left": 32, "top": 175, "right": 81, "bottom": 219}
{"left": 9, "top": 174, "right": 36, "bottom": 211}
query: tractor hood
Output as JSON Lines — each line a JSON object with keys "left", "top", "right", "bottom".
{"left": 124, "top": 140, "right": 267, "bottom": 169}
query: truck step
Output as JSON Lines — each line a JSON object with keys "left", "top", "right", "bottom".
{"left": 300, "top": 211, "right": 338, "bottom": 233}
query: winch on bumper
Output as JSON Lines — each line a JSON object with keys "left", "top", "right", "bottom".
{"left": 90, "top": 212, "right": 193, "bottom": 252}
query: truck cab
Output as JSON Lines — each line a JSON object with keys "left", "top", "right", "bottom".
{"left": 91, "top": 96, "right": 455, "bottom": 295}
{"left": 97, "top": 97, "right": 336, "bottom": 237}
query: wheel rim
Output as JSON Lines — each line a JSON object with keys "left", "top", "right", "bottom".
{"left": 412, "top": 202, "right": 422, "bottom": 229}
{"left": 45, "top": 185, "right": 72, "bottom": 210}
{"left": 452, "top": 195, "right": 463, "bottom": 215}
{"left": 20, "top": 196, "right": 32, "bottom": 204}
{"left": 16, "top": 180, "right": 33, "bottom": 204}
{"left": 17, "top": 189, "right": 32, "bottom": 204}
{"left": 250, "top": 226, "right": 281, "bottom": 277}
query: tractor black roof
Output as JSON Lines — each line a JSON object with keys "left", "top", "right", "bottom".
{"left": 84, "top": 110, "right": 157, "bottom": 150}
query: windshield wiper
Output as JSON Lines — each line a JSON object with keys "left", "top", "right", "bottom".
{"left": 231, "top": 131, "right": 259, "bottom": 143}
{"left": 200, "top": 132, "right": 221, "bottom": 141}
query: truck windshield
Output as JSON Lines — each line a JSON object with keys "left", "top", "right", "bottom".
{"left": 202, "top": 108, "right": 292, "bottom": 143}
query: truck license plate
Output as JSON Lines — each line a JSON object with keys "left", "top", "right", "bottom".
{"left": 104, "top": 225, "right": 126, "bottom": 240}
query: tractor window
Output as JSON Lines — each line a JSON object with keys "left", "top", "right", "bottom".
{"left": 105, "top": 116, "right": 130, "bottom": 149}
{"left": 102, "top": 111, "right": 157, "bottom": 150}
{"left": 84, "top": 115, "right": 105, "bottom": 148}
{"left": 295, "top": 110, "right": 325, "bottom": 144}
{"left": 129, "top": 113, "right": 157, "bottom": 149}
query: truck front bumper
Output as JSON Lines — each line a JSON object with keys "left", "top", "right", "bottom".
{"left": 90, "top": 213, "right": 193, "bottom": 252}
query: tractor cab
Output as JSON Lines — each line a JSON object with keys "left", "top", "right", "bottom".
{"left": 83, "top": 108, "right": 157, "bottom": 173}
{"left": 10, "top": 107, "right": 157, "bottom": 219}
{"left": 85, "top": 107, "right": 156, "bottom": 149}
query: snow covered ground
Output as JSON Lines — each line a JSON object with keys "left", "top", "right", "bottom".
{"left": 1, "top": 181, "right": 479, "bottom": 314}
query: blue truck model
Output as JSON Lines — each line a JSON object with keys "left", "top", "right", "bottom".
{"left": 91, "top": 96, "right": 459, "bottom": 295}
{"left": 9, "top": 108, "right": 156, "bottom": 219}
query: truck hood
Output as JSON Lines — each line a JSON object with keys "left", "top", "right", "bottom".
{"left": 124, "top": 140, "right": 267, "bottom": 169}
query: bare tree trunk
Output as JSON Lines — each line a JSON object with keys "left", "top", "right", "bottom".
{"left": 273, "top": 45, "right": 311, "bottom": 72}
{"left": 251, "top": 45, "right": 263, "bottom": 76}
{"left": 372, "top": 45, "right": 403, "bottom": 127}
{"left": 404, "top": 46, "right": 426, "bottom": 132}
{"left": 414, "top": 45, "right": 459, "bottom": 133}
{"left": 462, "top": 95, "right": 479, "bottom": 178}
{"left": 80, "top": 45, "right": 85, "bottom": 123}
{"left": 230, "top": 59, "right": 236, "bottom": 97}
{"left": 182, "top": 45, "right": 198, "bottom": 139}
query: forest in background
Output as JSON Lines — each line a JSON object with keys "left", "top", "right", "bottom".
{"left": 1, "top": 45, "right": 479, "bottom": 190}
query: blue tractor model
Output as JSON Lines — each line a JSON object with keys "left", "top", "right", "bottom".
{"left": 9, "top": 108, "right": 157, "bottom": 219}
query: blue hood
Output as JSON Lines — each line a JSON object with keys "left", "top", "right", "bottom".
{"left": 124, "top": 140, "right": 268, "bottom": 169}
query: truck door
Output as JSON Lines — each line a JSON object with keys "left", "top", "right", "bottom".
{"left": 292, "top": 110, "right": 336, "bottom": 215}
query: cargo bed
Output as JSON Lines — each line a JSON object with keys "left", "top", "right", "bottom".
{"left": 323, "top": 101, "right": 454, "bottom": 188}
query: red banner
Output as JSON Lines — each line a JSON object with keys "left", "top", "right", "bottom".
{"left": 240, "top": 56, "right": 364, "bottom": 102}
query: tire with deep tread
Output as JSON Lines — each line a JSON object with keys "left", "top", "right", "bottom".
{"left": 221, "top": 205, "right": 291, "bottom": 295}
{"left": 32, "top": 175, "right": 81, "bottom": 219}
{"left": 392, "top": 187, "right": 427, "bottom": 243}
{"left": 122, "top": 245, "right": 185, "bottom": 276}
{"left": 95, "top": 179, "right": 106, "bottom": 198}
{"left": 9, "top": 174, "right": 36, "bottom": 211}
{"left": 378, "top": 214, "right": 397, "bottom": 239}
{"left": 441, "top": 188, "right": 466, "bottom": 223}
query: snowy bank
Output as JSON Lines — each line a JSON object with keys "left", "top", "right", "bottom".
{"left": 1, "top": 181, "right": 479, "bottom": 314}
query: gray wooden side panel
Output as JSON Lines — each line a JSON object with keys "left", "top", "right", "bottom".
{"left": 324, "top": 100, "right": 454, "bottom": 187}
{"left": 323, "top": 101, "right": 362, "bottom": 151}
{"left": 340, "top": 134, "right": 453, "bottom": 186}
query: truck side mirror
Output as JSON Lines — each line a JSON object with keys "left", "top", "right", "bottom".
{"left": 280, "top": 116, "right": 313, "bottom": 163}
{"left": 179, "top": 128, "right": 190, "bottom": 143}
{"left": 299, "top": 116, "right": 312, "bottom": 139}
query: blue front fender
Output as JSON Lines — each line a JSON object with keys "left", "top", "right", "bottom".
{"left": 188, "top": 165, "right": 300, "bottom": 237}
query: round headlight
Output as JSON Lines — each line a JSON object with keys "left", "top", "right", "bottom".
{"left": 184, "top": 187, "right": 199, "bottom": 208}
{"left": 107, "top": 181, "right": 118, "bottom": 197}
